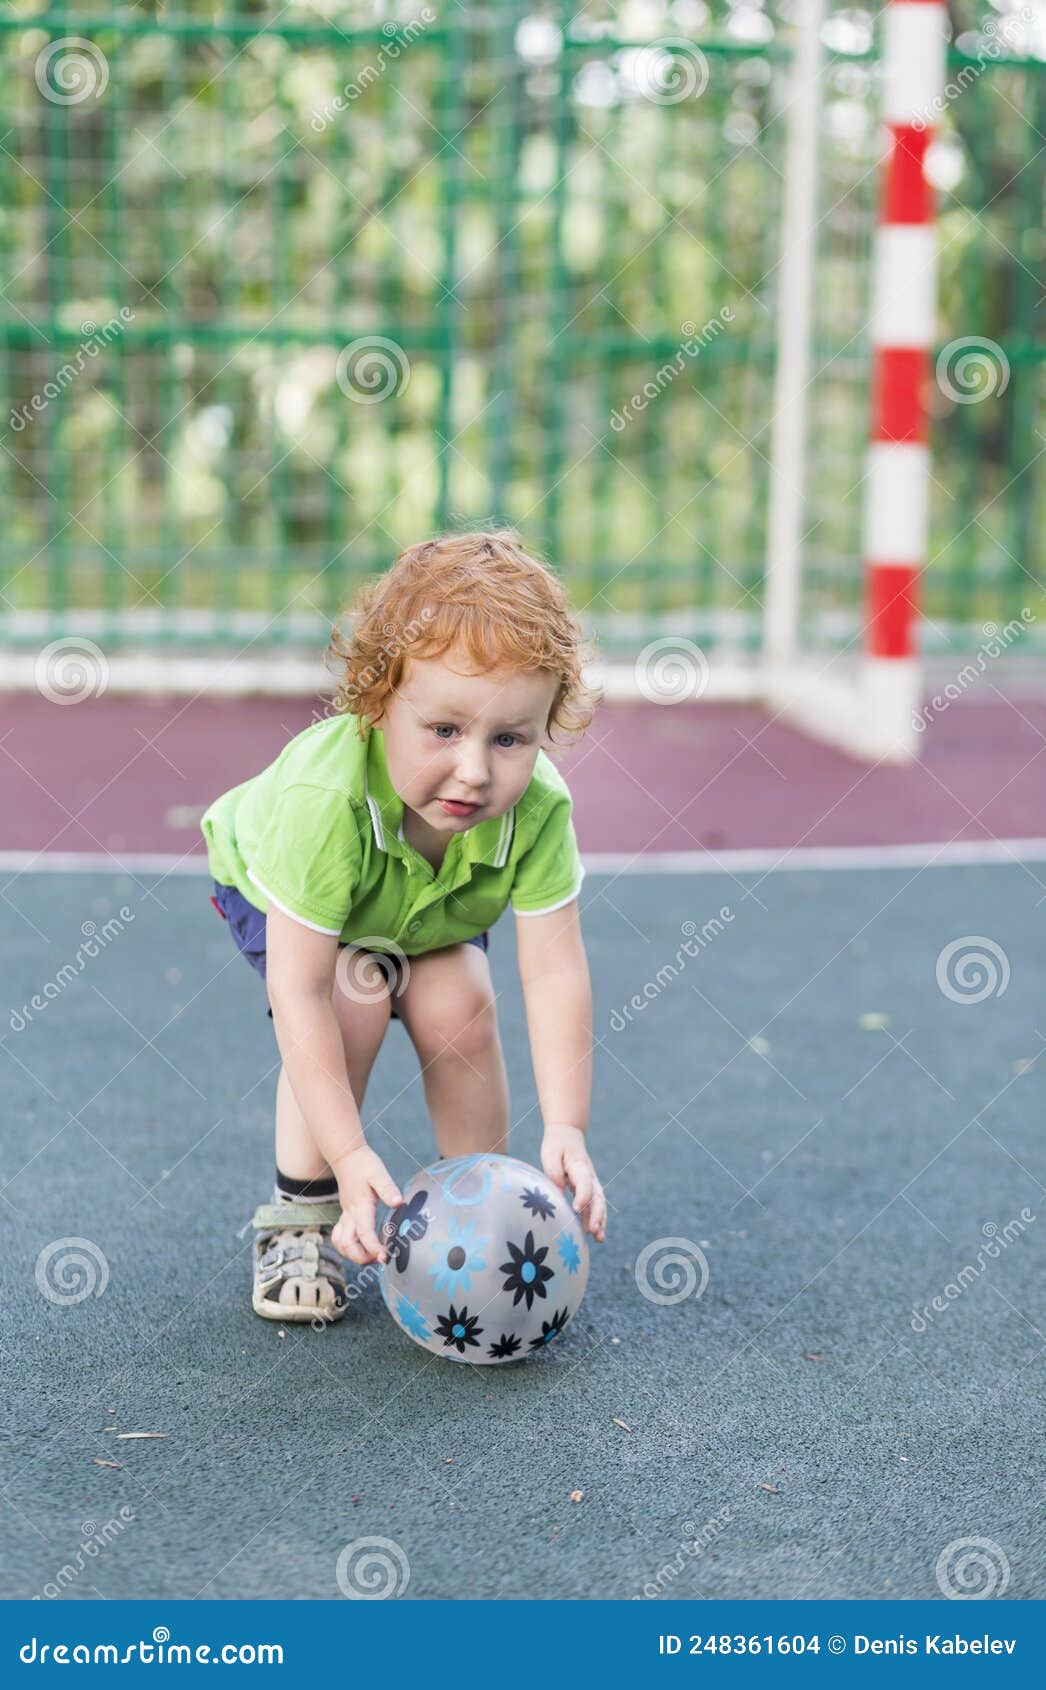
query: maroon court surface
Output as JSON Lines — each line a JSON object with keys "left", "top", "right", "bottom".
{"left": 4, "top": 692, "right": 1046, "bottom": 857}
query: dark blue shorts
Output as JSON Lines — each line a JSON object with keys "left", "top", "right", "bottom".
{"left": 209, "top": 880, "right": 489, "bottom": 1021}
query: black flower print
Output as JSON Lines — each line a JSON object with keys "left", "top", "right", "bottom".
{"left": 500, "top": 1229, "right": 554, "bottom": 1310}
{"left": 435, "top": 1304, "right": 483, "bottom": 1354}
{"left": 383, "top": 1190, "right": 429, "bottom": 1273}
{"left": 488, "top": 1333, "right": 522, "bottom": 1361}
{"left": 520, "top": 1186, "right": 556, "bottom": 1222}
{"left": 528, "top": 1308, "right": 570, "bottom": 1350}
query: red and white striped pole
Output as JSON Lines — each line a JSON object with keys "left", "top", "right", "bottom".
{"left": 863, "top": 0, "right": 946, "bottom": 756}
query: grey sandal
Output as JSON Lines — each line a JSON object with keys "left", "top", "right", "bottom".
{"left": 251, "top": 1202, "right": 347, "bottom": 1323}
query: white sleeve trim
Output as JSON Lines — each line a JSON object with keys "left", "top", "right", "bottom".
{"left": 512, "top": 867, "right": 586, "bottom": 918}
{"left": 247, "top": 868, "right": 343, "bottom": 937}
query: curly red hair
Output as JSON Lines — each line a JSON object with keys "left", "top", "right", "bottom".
{"left": 325, "top": 530, "right": 601, "bottom": 744}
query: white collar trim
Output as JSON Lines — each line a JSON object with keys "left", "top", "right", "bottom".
{"left": 363, "top": 767, "right": 387, "bottom": 852}
{"left": 492, "top": 807, "right": 515, "bottom": 868}
{"left": 364, "top": 764, "right": 514, "bottom": 867}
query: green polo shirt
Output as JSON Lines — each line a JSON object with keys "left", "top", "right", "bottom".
{"left": 199, "top": 713, "right": 585, "bottom": 951}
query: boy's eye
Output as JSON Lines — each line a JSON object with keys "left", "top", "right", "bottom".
{"left": 431, "top": 724, "right": 521, "bottom": 748}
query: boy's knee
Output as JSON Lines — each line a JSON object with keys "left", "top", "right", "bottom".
{"left": 413, "top": 975, "right": 498, "bottom": 1065}
{"left": 329, "top": 971, "right": 393, "bottom": 1063}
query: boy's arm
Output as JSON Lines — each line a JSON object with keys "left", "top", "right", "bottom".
{"left": 515, "top": 899, "right": 606, "bottom": 1241}
{"left": 265, "top": 906, "right": 402, "bottom": 1263}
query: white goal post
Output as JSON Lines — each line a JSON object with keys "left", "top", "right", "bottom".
{"left": 762, "top": 0, "right": 946, "bottom": 763}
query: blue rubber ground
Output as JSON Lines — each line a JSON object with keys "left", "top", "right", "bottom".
{"left": 3, "top": 862, "right": 1043, "bottom": 1600}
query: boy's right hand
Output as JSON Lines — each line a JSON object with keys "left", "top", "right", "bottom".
{"left": 331, "top": 1146, "right": 403, "bottom": 1267}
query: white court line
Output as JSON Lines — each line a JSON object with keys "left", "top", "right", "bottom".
{"left": 3, "top": 838, "right": 1046, "bottom": 877}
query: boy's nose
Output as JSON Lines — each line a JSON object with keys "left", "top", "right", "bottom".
{"left": 454, "top": 747, "right": 489, "bottom": 793}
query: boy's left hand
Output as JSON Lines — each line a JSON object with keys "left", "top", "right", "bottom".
{"left": 540, "top": 1124, "right": 606, "bottom": 1242}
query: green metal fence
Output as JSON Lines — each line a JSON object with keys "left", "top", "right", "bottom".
{"left": 0, "top": 1, "right": 1042, "bottom": 657}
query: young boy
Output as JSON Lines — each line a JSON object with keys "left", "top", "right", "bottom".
{"left": 200, "top": 531, "right": 607, "bottom": 1324}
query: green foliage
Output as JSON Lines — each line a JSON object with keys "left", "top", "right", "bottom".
{"left": 0, "top": 2, "right": 1041, "bottom": 650}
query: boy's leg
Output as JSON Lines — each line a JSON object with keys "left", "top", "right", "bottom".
{"left": 274, "top": 982, "right": 391, "bottom": 1181}
{"left": 395, "top": 943, "right": 510, "bottom": 1158}
{"left": 256, "top": 969, "right": 396, "bottom": 1323}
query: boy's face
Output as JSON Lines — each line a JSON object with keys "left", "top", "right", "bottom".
{"left": 373, "top": 649, "right": 560, "bottom": 834}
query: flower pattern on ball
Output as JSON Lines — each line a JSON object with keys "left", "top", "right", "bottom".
{"left": 500, "top": 1229, "right": 554, "bottom": 1309}
{"left": 428, "top": 1218, "right": 490, "bottom": 1299}
{"left": 384, "top": 1191, "right": 429, "bottom": 1272}
{"left": 393, "top": 1294, "right": 430, "bottom": 1342}
{"left": 488, "top": 1332, "right": 523, "bottom": 1360}
{"left": 528, "top": 1307, "right": 569, "bottom": 1349}
{"left": 557, "top": 1232, "right": 582, "bottom": 1275}
{"left": 380, "top": 1156, "right": 587, "bottom": 1365}
{"left": 435, "top": 1304, "right": 483, "bottom": 1354}
{"left": 520, "top": 1185, "right": 557, "bottom": 1221}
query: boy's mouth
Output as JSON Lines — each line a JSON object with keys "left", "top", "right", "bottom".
{"left": 437, "top": 798, "right": 480, "bottom": 818}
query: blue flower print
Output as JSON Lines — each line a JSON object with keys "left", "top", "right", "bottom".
{"left": 394, "top": 1295, "right": 431, "bottom": 1342}
{"left": 428, "top": 1218, "right": 490, "bottom": 1299}
{"left": 557, "top": 1232, "right": 582, "bottom": 1275}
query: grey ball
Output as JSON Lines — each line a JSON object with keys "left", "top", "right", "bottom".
{"left": 379, "top": 1153, "right": 590, "bottom": 1364}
